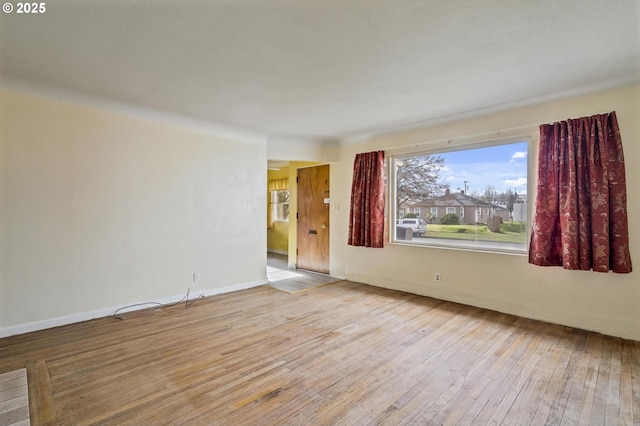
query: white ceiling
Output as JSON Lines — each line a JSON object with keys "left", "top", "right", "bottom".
{"left": 1, "top": 0, "right": 639, "bottom": 142}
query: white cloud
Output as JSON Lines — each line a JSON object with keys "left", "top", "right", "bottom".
{"left": 505, "top": 177, "right": 527, "bottom": 188}
{"left": 510, "top": 151, "right": 527, "bottom": 162}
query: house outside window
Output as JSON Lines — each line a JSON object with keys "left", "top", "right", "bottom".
{"left": 391, "top": 138, "right": 529, "bottom": 253}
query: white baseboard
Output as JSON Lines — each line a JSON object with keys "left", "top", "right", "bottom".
{"left": 267, "top": 249, "right": 288, "bottom": 255}
{"left": 0, "top": 279, "right": 268, "bottom": 339}
{"left": 200, "top": 279, "right": 268, "bottom": 298}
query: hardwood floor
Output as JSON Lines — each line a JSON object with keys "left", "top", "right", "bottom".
{"left": 0, "top": 281, "right": 638, "bottom": 425}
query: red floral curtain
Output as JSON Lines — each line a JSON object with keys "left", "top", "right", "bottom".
{"left": 529, "top": 111, "right": 632, "bottom": 273}
{"left": 348, "top": 150, "right": 385, "bottom": 248}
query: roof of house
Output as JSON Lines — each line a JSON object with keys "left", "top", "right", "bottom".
{"left": 410, "top": 192, "right": 507, "bottom": 210}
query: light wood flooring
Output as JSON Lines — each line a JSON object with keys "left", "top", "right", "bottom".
{"left": 0, "top": 281, "right": 638, "bottom": 425}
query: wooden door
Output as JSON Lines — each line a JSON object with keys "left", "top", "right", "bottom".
{"left": 297, "top": 165, "right": 330, "bottom": 274}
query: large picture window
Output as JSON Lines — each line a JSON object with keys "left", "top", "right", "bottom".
{"left": 391, "top": 139, "right": 529, "bottom": 253}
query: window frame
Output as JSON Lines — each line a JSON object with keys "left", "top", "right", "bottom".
{"left": 269, "top": 189, "right": 290, "bottom": 222}
{"left": 388, "top": 135, "right": 532, "bottom": 255}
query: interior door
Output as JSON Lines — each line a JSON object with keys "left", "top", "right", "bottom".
{"left": 297, "top": 164, "right": 330, "bottom": 274}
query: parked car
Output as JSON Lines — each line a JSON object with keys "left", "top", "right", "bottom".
{"left": 396, "top": 218, "right": 427, "bottom": 237}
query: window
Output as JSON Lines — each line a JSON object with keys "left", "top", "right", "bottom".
{"left": 414, "top": 207, "right": 421, "bottom": 217}
{"left": 391, "top": 139, "right": 529, "bottom": 253}
{"left": 270, "top": 190, "right": 290, "bottom": 221}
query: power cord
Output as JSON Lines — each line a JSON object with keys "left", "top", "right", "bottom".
{"left": 112, "top": 288, "right": 205, "bottom": 320}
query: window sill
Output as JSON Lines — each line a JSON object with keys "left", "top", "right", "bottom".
{"left": 390, "top": 238, "right": 528, "bottom": 256}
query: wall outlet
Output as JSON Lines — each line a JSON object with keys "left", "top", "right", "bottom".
{"left": 435, "top": 273, "right": 441, "bottom": 283}
{"left": 193, "top": 272, "right": 200, "bottom": 282}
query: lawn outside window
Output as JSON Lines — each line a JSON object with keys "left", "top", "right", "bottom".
{"left": 390, "top": 138, "right": 530, "bottom": 254}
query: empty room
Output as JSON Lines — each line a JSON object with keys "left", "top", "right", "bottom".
{"left": 1, "top": 1, "right": 639, "bottom": 425}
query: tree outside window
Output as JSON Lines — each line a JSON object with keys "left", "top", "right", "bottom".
{"left": 270, "top": 190, "right": 289, "bottom": 221}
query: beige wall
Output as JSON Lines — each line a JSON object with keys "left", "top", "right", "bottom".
{"left": 267, "top": 135, "right": 338, "bottom": 163}
{"left": 1, "top": 89, "right": 268, "bottom": 335}
{"left": 331, "top": 84, "right": 640, "bottom": 341}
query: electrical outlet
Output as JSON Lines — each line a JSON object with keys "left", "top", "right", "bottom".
{"left": 193, "top": 272, "right": 200, "bottom": 282}
{"left": 435, "top": 273, "right": 441, "bottom": 283}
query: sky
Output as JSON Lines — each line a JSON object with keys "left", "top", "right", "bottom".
{"left": 438, "top": 141, "right": 528, "bottom": 195}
